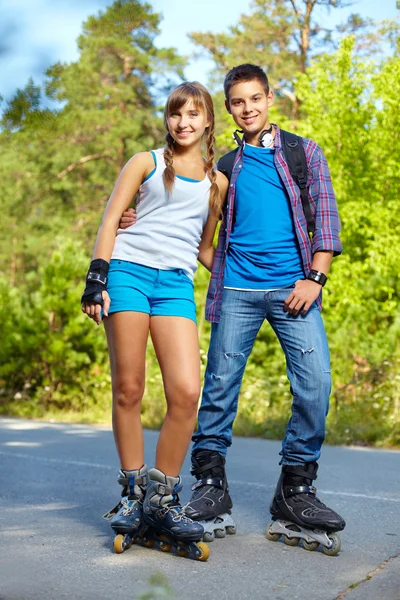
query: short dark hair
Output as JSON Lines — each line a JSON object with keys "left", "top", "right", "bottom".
{"left": 224, "top": 64, "right": 269, "bottom": 99}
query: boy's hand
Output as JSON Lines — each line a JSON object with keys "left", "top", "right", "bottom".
{"left": 81, "top": 290, "right": 111, "bottom": 325}
{"left": 284, "top": 280, "right": 321, "bottom": 316}
{"left": 119, "top": 208, "right": 136, "bottom": 229}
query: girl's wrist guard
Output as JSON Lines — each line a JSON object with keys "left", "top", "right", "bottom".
{"left": 81, "top": 259, "right": 110, "bottom": 305}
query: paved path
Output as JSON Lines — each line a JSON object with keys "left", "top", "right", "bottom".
{"left": 0, "top": 418, "right": 399, "bottom": 600}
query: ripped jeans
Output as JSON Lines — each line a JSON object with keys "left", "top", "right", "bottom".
{"left": 192, "top": 288, "right": 331, "bottom": 465}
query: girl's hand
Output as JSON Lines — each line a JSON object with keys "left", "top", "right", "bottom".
{"left": 119, "top": 208, "right": 136, "bottom": 229}
{"left": 284, "top": 280, "right": 321, "bottom": 316}
{"left": 81, "top": 290, "right": 111, "bottom": 325}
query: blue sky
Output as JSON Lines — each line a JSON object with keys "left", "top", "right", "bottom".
{"left": 0, "top": 0, "right": 398, "bottom": 102}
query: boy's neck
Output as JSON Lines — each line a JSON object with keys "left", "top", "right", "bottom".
{"left": 243, "top": 133, "right": 262, "bottom": 146}
{"left": 243, "top": 121, "right": 274, "bottom": 147}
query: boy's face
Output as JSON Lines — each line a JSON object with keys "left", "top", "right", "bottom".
{"left": 225, "top": 79, "right": 274, "bottom": 140}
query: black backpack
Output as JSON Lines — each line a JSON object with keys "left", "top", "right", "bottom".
{"left": 217, "top": 129, "right": 315, "bottom": 236}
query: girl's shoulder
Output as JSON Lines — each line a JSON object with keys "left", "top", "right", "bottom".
{"left": 125, "top": 151, "right": 155, "bottom": 167}
{"left": 124, "top": 150, "right": 161, "bottom": 172}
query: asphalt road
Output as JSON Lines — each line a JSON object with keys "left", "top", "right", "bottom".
{"left": 0, "top": 417, "right": 399, "bottom": 600}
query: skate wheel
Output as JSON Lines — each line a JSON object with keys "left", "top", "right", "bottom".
{"left": 266, "top": 523, "right": 280, "bottom": 542}
{"left": 322, "top": 533, "right": 341, "bottom": 556}
{"left": 203, "top": 531, "right": 215, "bottom": 543}
{"left": 177, "top": 546, "right": 189, "bottom": 558}
{"left": 283, "top": 534, "right": 300, "bottom": 546}
{"left": 113, "top": 534, "right": 125, "bottom": 554}
{"left": 303, "top": 540, "right": 319, "bottom": 551}
{"left": 158, "top": 541, "right": 172, "bottom": 552}
{"left": 226, "top": 525, "right": 236, "bottom": 535}
{"left": 142, "top": 538, "right": 155, "bottom": 548}
{"left": 195, "top": 541, "right": 210, "bottom": 562}
{"left": 215, "top": 528, "right": 226, "bottom": 539}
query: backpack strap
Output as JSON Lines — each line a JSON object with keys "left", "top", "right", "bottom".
{"left": 280, "top": 129, "right": 315, "bottom": 236}
{"left": 217, "top": 134, "right": 315, "bottom": 237}
{"left": 216, "top": 148, "right": 239, "bottom": 182}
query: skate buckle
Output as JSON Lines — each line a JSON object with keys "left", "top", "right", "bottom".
{"left": 102, "top": 502, "right": 122, "bottom": 520}
{"left": 191, "top": 477, "right": 224, "bottom": 491}
{"left": 286, "top": 484, "right": 317, "bottom": 497}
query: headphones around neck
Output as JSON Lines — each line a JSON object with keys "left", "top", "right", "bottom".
{"left": 232, "top": 125, "right": 274, "bottom": 147}
{"left": 258, "top": 125, "right": 274, "bottom": 147}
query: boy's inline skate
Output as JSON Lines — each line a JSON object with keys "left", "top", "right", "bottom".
{"left": 140, "top": 468, "right": 210, "bottom": 561}
{"left": 103, "top": 465, "right": 148, "bottom": 554}
{"left": 185, "top": 450, "right": 236, "bottom": 542}
{"left": 267, "top": 462, "right": 345, "bottom": 556}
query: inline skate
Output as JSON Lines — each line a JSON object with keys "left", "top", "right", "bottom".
{"left": 140, "top": 468, "right": 210, "bottom": 561}
{"left": 267, "top": 462, "right": 345, "bottom": 556}
{"left": 103, "top": 465, "right": 148, "bottom": 554}
{"left": 185, "top": 449, "right": 236, "bottom": 542}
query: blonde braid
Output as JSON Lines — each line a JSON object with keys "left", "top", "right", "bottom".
{"left": 163, "top": 132, "right": 175, "bottom": 193}
{"left": 204, "top": 125, "right": 222, "bottom": 218}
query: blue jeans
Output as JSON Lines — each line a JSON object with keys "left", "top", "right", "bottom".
{"left": 192, "top": 288, "right": 331, "bottom": 465}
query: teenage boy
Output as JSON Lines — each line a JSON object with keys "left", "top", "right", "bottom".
{"left": 185, "top": 64, "right": 345, "bottom": 549}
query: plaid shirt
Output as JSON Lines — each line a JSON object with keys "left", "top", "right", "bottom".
{"left": 205, "top": 124, "right": 342, "bottom": 323}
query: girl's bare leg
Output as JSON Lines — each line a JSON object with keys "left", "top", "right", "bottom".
{"left": 149, "top": 316, "right": 201, "bottom": 476}
{"left": 104, "top": 312, "right": 149, "bottom": 470}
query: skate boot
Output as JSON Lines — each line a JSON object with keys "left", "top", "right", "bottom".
{"left": 267, "top": 462, "right": 346, "bottom": 556}
{"left": 141, "top": 468, "right": 210, "bottom": 561}
{"left": 185, "top": 449, "right": 236, "bottom": 542}
{"left": 102, "top": 465, "right": 147, "bottom": 554}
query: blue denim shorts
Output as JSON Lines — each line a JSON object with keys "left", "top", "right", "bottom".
{"left": 106, "top": 259, "right": 196, "bottom": 323}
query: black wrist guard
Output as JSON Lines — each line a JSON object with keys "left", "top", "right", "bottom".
{"left": 306, "top": 269, "right": 327, "bottom": 287}
{"left": 81, "top": 258, "right": 110, "bottom": 305}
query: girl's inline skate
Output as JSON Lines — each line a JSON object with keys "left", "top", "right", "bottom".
{"left": 185, "top": 450, "right": 236, "bottom": 542}
{"left": 267, "top": 462, "right": 345, "bottom": 556}
{"left": 103, "top": 465, "right": 148, "bottom": 554}
{"left": 141, "top": 468, "right": 210, "bottom": 561}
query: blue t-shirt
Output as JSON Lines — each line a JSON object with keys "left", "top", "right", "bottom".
{"left": 224, "top": 144, "right": 304, "bottom": 289}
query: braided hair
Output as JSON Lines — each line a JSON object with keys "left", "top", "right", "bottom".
{"left": 163, "top": 82, "right": 222, "bottom": 218}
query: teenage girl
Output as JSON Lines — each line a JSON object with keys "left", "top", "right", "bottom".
{"left": 81, "top": 82, "right": 227, "bottom": 555}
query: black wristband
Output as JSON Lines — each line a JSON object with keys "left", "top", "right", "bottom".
{"left": 81, "top": 259, "right": 110, "bottom": 305}
{"left": 306, "top": 269, "right": 327, "bottom": 287}
{"left": 86, "top": 258, "right": 109, "bottom": 283}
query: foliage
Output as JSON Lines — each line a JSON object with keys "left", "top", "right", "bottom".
{"left": 0, "top": 0, "right": 399, "bottom": 448}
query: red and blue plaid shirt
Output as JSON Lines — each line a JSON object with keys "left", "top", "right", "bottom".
{"left": 205, "top": 125, "right": 342, "bottom": 323}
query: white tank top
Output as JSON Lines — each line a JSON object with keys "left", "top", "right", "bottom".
{"left": 112, "top": 149, "right": 210, "bottom": 280}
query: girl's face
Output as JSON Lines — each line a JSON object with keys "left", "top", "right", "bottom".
{"left": 167, "top": 100, "right": 210, "bottom": 147}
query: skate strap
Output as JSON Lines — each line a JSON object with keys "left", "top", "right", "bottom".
{"left": 191, "top": 455, "right": 224, "bottom": 476}
{"left": 282, "top": 464, "right": 318, "bottom": 480}
{"left": 117, "top": 472, "right": 146, "bottom": 488}
{"left": 285, "top": 484, "right": 317, "bottom": 498}
{"left": 172, "top": 482, "right": 182, "bottom": 503}
{"left": 191, "top": 477, "right": 224, "bottom": 491}
{"left": 117, "top": 473, "right": 147, "bottom": 498}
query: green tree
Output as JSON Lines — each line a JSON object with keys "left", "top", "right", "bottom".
{"left": 0, "top": 0, "right": 185, "bottom": 420}
{"left": 190, "top": 0, "right": 377, "bottom": 122}
{"left": 0, "top": 0, "right": 185, "bottom": 285}
{"left": 1, "top": 1, "right": 399, "bottom": 447}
